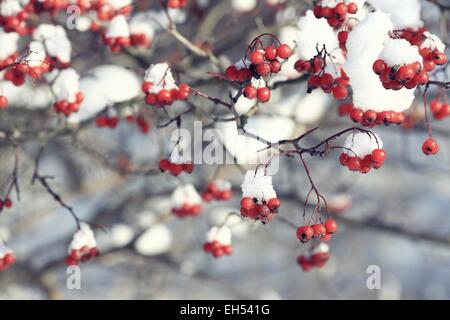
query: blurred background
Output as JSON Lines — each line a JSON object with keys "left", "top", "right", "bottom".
{"left": 1, "top": 0, "right": 450, "bottom": 299}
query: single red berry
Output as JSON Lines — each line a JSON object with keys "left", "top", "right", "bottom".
{"left": 347, "top": 2, "right": 358, "bottom": 14}
{"left": 222, "top": 245, "right": 233, "bottom": 255}
{"left": 332, "top": 85, "right": 348, "bottom": 100}
{"left": 350, "top": 108, "right": 363, "bottom": 123}
{"left": 256, "top": 63, "right": 271, "bottom": 76}
{"left": 397, "top": 65, "right": 415, "bottom": 82}
{"left": 371, "top": 149, "right": 386, "bottom": 164}
{"left": 257, "top": 87, "right": 271, "bottom": 102}
{"left": 264, "top": 45, "right": 278, "bottom": 61}
{"left": 422, "top": 138, "right": 439, "bottom": 155}
{"left": 339, "top": 153, "right": 348, "bottom": 166}
{"left": 296, "top": 226, "right": 314, "bottom": 243}
{"left": 335, "top": 2, "right": 348, "bottom": 16}
{"left": 141, "top": 81, "right": 152, "bottom": 93}
{"left": 243, "top": 84, "right": 257, "bottom": 99}
{"left": 372, "top": 59, "right": 386, "bottom": 75}
{"left": 225, "top": 65, "right": 238, "bottom": 81}
{"left": 430, "top": 99, "right": 443, "bottom": 114}
{"left": 267, "top": 198, "right": 281, "bottom": 211}
{"left": 347, "top": 157, "right": 361, "bottom": 171}
{"left": 270, "top": 60, "right": 282, "bottom": 73}
{"left": 313, "top": 5, "right": 323, "bottom": 18}
{"left": 312, "top": 224, "right": 326, "bottom": 238}
{"left": 324, "top": 218, "right": 338, "bottom": 234}
{"left": 240, "top": 197, "right": 254, "bottom": 211}
{"left": 434, "top": 52, "right": 447, "bottom": 65}
{"left": 250, "top": 51, "right": 265, "bottom": 65}
{"left": 157, "top": 89, "right": 172, "bottom": 104}
{"left": 362, "top": 110, "right": 377, "bottom": 126}
{"left": 277, "top": 44, "right": 292, "bottom": 59}
{"left": 338, "top": 31, "right": 348, "bottom": 43}
{"left": 182, "top": 162, "right": 194, "bottom": 173}
{"left": 338, "top": 103, "right": 353, "bottom": 116}
{"left": 320, "top": 73, "right": 334, "bottom": 90}
{"left": 0, "top": 96, "right": 8, "bottom": 109}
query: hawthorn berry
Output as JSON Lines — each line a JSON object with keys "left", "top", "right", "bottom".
{"left": 264, "top": 45, "right": 278, "bottom": 61}
{"left": 276, "top": 44, "right": 292, "bottom": 59}
{"left": 347, "top": 2, "right": 358, "bottom": 14}
{"left": 240, "top": 197, "right": 254, "bottom": 211}
{"left": 371, "top": 149, "right": 386, "bottom": 164}
{"left": 0, "top": 96, "right": 8, "bottom": 109}
{"left": 296, "top": 226, "right": 314, "bottom": 243}
{"left": 397, "top": 65, "right": 415, "bottom": 82}
{"left": 312, "top": 224, "right": 326, "bottom": 238}
{"left": 422, "top": 138, "right": 439, "bottom": 155}
{"left": 243, "top": 85, "right": 257, "bottom": 99}
{"left": 347, "top": 157, "right": 361, "bottom": 171}
{"left": 267, "top": 198, "right": 281, "bottom": 211}
{"left": 257, "top": 87, "right": 271, "bottom": 102}
{"left": 372, "top": 59, "right": 386, "bottom": 75}
{"left": 324, "top": 218, "right": 338, "bottom": 234}
{"left": 256, "top": 63, "right": 271, "bottom": 76}
{"left": 250, "top": 51, "right": 265, "bottom": 65}
{"left": 332, "top": 86, "right": 348, "bottom": 100}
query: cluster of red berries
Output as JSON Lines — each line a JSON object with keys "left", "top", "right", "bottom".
{"left": 419, "top": 47, "right": 448, "bottom": 73}
{"left": 243, "top": 83, "right": 271, "bottom": 103}
{"left": 203, "top": 241, "right": 233, "bottom": 258}
{"left": 172, "top": 203, "right": 202, "bottom": 218}
{"left": 313, "top": 2, "right": 358, "bottom": 29}
{"left": 240, "top": 197, "right": 280, "bottom": 224}
{"left": 65, "top": 246, "right": 99, "bottom": 266}
{"left": 103, "top": 34, "right": 131, "bottom": 53}
{"left": 397, "top": 27, "right": 428, "bottom": 47}
{"left": 339, "top": 149, "right": 386, "bottom": 174}
{"left": 372, "top": 59, "right": 429, "bottom": 90}
{"left": 295, "top": 57, "right": 349, "bottom": 100}
{"left": 0, "top": 251, "right": 16, "bottom": 271}
{"left": 4, "top": 62, "right": 51, "bottom": 85}
{"left": 95, "top": 115, "right": 120, "bottom": 129}
{"left": 0, "top": 96, "right": 8, "bottom": 110}
{"left": 296, "top": 218, "right": 337, "bottom": 243}
{"left": 430, "top": 99, "right": 450, "bottom": 121}
{"left": 0, "top": 198, "right": 13, "bottom": 210}
{"left": 159, "top": 159, "right": 193, "bottom": 176}
{"left": 422, "top": 138, "right": 439, "bottom": 156}
{"left": 297, "top": 244, "right": 330, "bottom": 272}
{"left": 226, "top": 43, "right": 292, "bottom": 104}
{"left": 167, "top": 0, "right": 187, "bottom": 9}
{"left": 201, "top": 181, "right": 233, "bottom": 202}
{"left": 0, "top": 7, "right": 32, "bottom": 35}
{"left": 30, "top": 0, "right": 69, "bottom": 15}
{"left": 53, "top": 92, "right": 84, "bottom": 117}
{"left": 338, "top": 103, "right": 405, "bottom": 127}
{"left": 143, "top": 82, "right": 191, "bottom": 108}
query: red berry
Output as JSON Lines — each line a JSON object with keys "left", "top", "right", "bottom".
{"left": 225, "top": 65, "right": 238, "bottom": 81}
{"left": 169, "top": 163, "right": 183, "bottom": 176}
{"left": 313, "top": 5, "right": 323, "bottom": 18}
{"left": 267, "top": 198, "right": 281, "bottom": 211}
{"left": 397, "top": 65, "right": 415, "bottom": 82}
{"left": 182, "top": 162, "right": 194, "bottom": 173}
{"left": 308, "top": 75, "right": 321, "bottom": 89}
{"left": 422, "top": 138, "right": 439, "bottom": 155}
{"left": 257, "top": 87, "right": 271, "bottom": 102}
{"left": 371, "top": 149, "right": 386, "bottom": 164}
{"left": 362, "top": 110, "right": 377, "bottom": 126}
{"left": 296, "top": 226, "right": 314, "bottom": 243}
{"left": 270, "top": 60, "right": 281, "bottom": 73}
{"left": 339, "top": 153, "right": 348, "bottom": 166}
{"left": 240, "top": 197, "right": 254, "bottom": 211}
{"left": 250, "top": 51, "right": 265, "bottom": 65}
{"left": 332, "top": 85, "right": 348, "bottom": 100}
{"left": 312, "top": 224, "right": 326, "bottom": 238}
{"left": 434, "top": 52, "right": 447, "bottom": 65}
{"left": 372, "top": 59, "right": 386, "bottom": 75}
{"left": 243, "top": 84, "right": 257, "bottom": 99}
{"left": 335, "top": 2, "right": 348, "bottom": 16}
{"left": 264, "top": 45, "right": 278, "bottom": 61}
{"left": 294, "top": 59, "right": 311, "bottom": 73}
{"left": 338, "top": 31, "right": 348, "bottom": 43}
{"left": 324, "top": 218, "right": 338, "bottom": 234}
{"left": 276, "top": 44, "right": 292, "bottom": 59}
{"left": 256, "top": 63, "right": 271, "bottom": 76}
{"left": 320, "top": 73, "right": 334, "bottom": 90}
{"left": 430, "top": 100, "right": 443, "bottom": 114}
{"left": 0, "top": 96, "right": 8, "bottom": 109}
{"left": 158, "top": 89, "right": 172, "bottom": 104}
{"left": 4, "top": 198, "right": 12, "bottom": 208}
{"left": 350, "top": 108, "right": 363, "bottom": 123}
{"left": 347, "top": 157, "right": 361, "bottom": 171}
{"left": 347, "top": 2, "right": 358, "bottom": 14}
